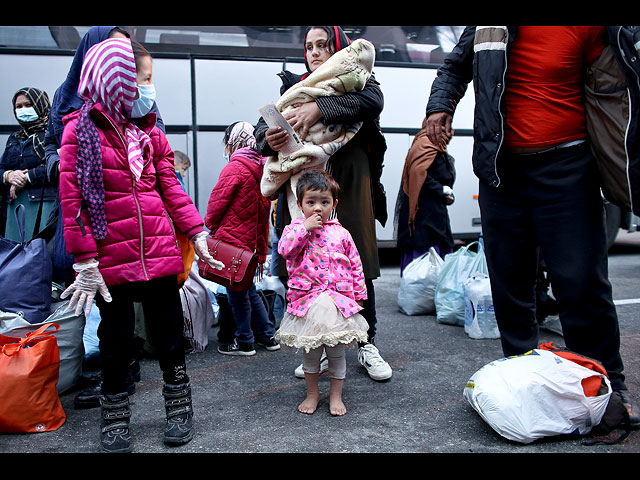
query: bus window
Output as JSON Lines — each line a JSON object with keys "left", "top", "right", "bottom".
{"left": 0, "top": 26, "right": 464, "bottom": 66}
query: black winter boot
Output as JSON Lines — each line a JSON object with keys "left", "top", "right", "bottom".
{"left": 162, "top": 382, "right": 194, "bottom": 445}
{"left": 100, "top": 392, "right": 132, "bottom": 453}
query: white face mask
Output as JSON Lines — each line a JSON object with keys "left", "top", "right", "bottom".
{"left": 15, "top": 106, "right": 39, "bottom": 123}
{"left": 130, "top": 84, "right": 156, "bottom": 118}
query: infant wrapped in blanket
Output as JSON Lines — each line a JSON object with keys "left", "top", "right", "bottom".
{"left": 260, "top": 38, "right": 376, "bottom": 219}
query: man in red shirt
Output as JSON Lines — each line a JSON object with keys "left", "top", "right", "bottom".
{"left": 426, "top": 26, "right": 639, "bottom": 428}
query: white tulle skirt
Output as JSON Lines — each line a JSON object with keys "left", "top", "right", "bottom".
{"left": 275, "top": 291, "right": 369, "bottom": 353}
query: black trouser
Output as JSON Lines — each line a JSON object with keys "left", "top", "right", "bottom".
{"left": 361, "top": 279, "right": 377, "bottom": 343}
{"left": 478, "top": 143, "right": 626, "bottom": 391}
{"left": 96, "top": 276, "right": 188, "bottom": 395}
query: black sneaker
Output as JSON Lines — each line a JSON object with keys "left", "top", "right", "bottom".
{"left": 217, "top": 342, "right": 256, "bottom": 356}
{"left": 256, "top": 338, "right": 281, "bottom": 351}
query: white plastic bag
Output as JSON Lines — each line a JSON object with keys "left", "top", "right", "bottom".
{"left": 435, "top": 241, "right": 487, "bottom": 326}
{"left": 463, "top": 273, "right": 500, "bottom": 339}
{"left": 397, "top": 248, "right": 444, "bottom": 315}
{"left": 463, "top": 349, "right": 612, "bottom": 444}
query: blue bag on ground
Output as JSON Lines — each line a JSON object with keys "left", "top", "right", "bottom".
{"left": 0, "top": 204, "right": 53, "bottom": 324}
{"left": 435, "top": 241, "right": 486, "bottom": 326}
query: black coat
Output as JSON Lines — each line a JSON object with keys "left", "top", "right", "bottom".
{"left": 395, "top": 151, "right": 455, "bottom": 252}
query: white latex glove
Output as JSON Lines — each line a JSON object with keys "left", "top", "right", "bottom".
{"left": 61, "top": 259, "right": 112, "bottom": 316}
{"left": 191, "top": 232, "right": 225, "bottom": 270}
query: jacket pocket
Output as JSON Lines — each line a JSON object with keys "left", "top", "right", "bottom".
{"left": 335, "top": 281, "right": 353, "bottom": 293}
{"left": 288, "top": 277, "right": 312, "bottom": 291}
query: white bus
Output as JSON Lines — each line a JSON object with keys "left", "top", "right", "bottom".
{"left": 0, "top": 25, "right": 483, "bottom": 248}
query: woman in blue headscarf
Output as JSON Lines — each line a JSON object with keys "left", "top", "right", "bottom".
{"left": 44, "top": 26, "right": 165, "bottom": 181}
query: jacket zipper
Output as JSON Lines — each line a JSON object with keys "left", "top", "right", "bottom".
{"left": 98, "top": 111, "right": 149, "bottom": 280}
{"left": 616, "top": 26, "right": 637, "bottom": 214}
{"left": 493, "top": 27, "right": 508, "bottom": 188}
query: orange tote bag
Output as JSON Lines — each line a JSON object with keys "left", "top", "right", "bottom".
{"left": 0, "top": 322, "right": 66, "bottom": 433}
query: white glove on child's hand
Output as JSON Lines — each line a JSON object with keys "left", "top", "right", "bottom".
{"left": 191, "top": 232, "right": 225, "bottom": 270}
{"left": 61, "top": 259, "right": 112, "bottom": 316}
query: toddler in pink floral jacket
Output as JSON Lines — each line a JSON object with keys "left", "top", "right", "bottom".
{"left": 275, "top": 171, "right": 369, "bottom": 416}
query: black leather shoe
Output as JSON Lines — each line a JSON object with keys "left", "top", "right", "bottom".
{"left": 74, "top": 360, "right": 140, "bottom": 410}
{"left": 75, "top": 379, "right": 135, "bottom": 409}
{"left": 616, "top": 390, "right": 640, "bottom": 429}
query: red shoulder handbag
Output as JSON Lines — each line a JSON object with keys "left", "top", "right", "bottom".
{"left": 197, "top": 238, "right": 258, "bottom": 291}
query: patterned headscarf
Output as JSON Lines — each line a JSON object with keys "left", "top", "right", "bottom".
{"left": 226, "top": 121, "right": 257, "bottom": 153}
{"left": 76, "top": 37, "right": 151, "bottom": 239}
{"left": 12, "top": 87, "right": 51, "bottom": 161}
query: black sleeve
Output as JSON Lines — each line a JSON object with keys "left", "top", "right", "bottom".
{"left": 315, "top": 75, "right": 384, "bottom": 125}
{"left": 426, "top": 26, "right": 476, "bottom": 117}
{"left": 44, "top": 117, "right": 61, "bottom": 184}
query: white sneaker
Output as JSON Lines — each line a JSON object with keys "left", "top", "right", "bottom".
{"left": 358, "top": 344, "right": 392, "bottom": 381}
{"left": 294, "top": 353, "right": 329, "bottom": 378}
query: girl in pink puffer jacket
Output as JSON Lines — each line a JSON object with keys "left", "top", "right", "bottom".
{"left": 58, "top": 37, "right": 222, "bottom": 453}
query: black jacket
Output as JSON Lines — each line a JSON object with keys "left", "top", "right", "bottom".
{"left": 254, "top": 69, "right": 388, "bottom": 226}
{"left": 426, "top": 26, "right": 640, "bottom": 216}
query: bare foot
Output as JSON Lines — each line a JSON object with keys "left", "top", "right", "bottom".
{"left": 329, "top": 378, "right": 346, "bottom": 416}
{"left": 298, "top": 393, "right": 319, "bottom": 414}
{"left": 299, "top": 372, "right": 320, "bottom": 415}
{"left": 330, "top": 397, "right": 347, "bottom": 416}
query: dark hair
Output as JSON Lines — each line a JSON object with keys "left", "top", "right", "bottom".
{"left": 223, "top": 121, "right": 240, "bottom": 145}
{"left": 296, "top": 170, "right": 340, "bottom": 201}
{"left": 131, "top": 38, "right": 151, "bottom": 69}
{"left": 109, "top": 26, "right": 130, "bottom": 38}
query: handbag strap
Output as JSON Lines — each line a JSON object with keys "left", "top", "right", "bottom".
{"left": 13, "top": 204, "right": 27, "bottom": 244}
{"left": 32, "top": 183, "right": 46, "bottom": 239}
{"left": 1, "top": 322, "right": 60, "bottom": 356}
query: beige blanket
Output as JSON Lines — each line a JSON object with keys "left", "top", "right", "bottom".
{"left": 260, "top": 38, "right": 376, "bottom": 219}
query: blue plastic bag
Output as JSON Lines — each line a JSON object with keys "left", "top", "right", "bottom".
{"left": 435, "top": 240, "right": 487, "bottom": 326}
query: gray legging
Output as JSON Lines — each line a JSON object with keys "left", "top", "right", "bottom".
{"left": 303, "top": 344, "right": 347, "bottom": 380}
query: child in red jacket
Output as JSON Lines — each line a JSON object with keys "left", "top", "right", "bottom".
{"left": 205, "top": 121, "right": 279, "bottom": 355}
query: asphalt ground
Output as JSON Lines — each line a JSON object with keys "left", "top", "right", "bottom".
{"left": 1, "top": 234, "right": 640, "bottom": 457}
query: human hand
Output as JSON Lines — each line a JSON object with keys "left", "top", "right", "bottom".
{"left": 265, "top": 126, "right": 289, "bottom": 152}
{"left": 425, "top": 112, "right": 453, "bottom": 150}
{"left": 303, "top": 213, "right": 323, "bottom": 232}
{"left": 191, "top": 232, "right": 225, "bottom": 270}
{"left": 9, "top": 184, "right": 17, "bottom": 200}
{"left": 283, "top": 102, "right": 322, "bottom": 141}
{"left": 61, "top": 259, "right": 112, "bottom": 316}
{"left": 443, "top": 186, "right": 455, "bottom": 205}
{"left": 6, "top": 169, "right": 29, "bottom": 188}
